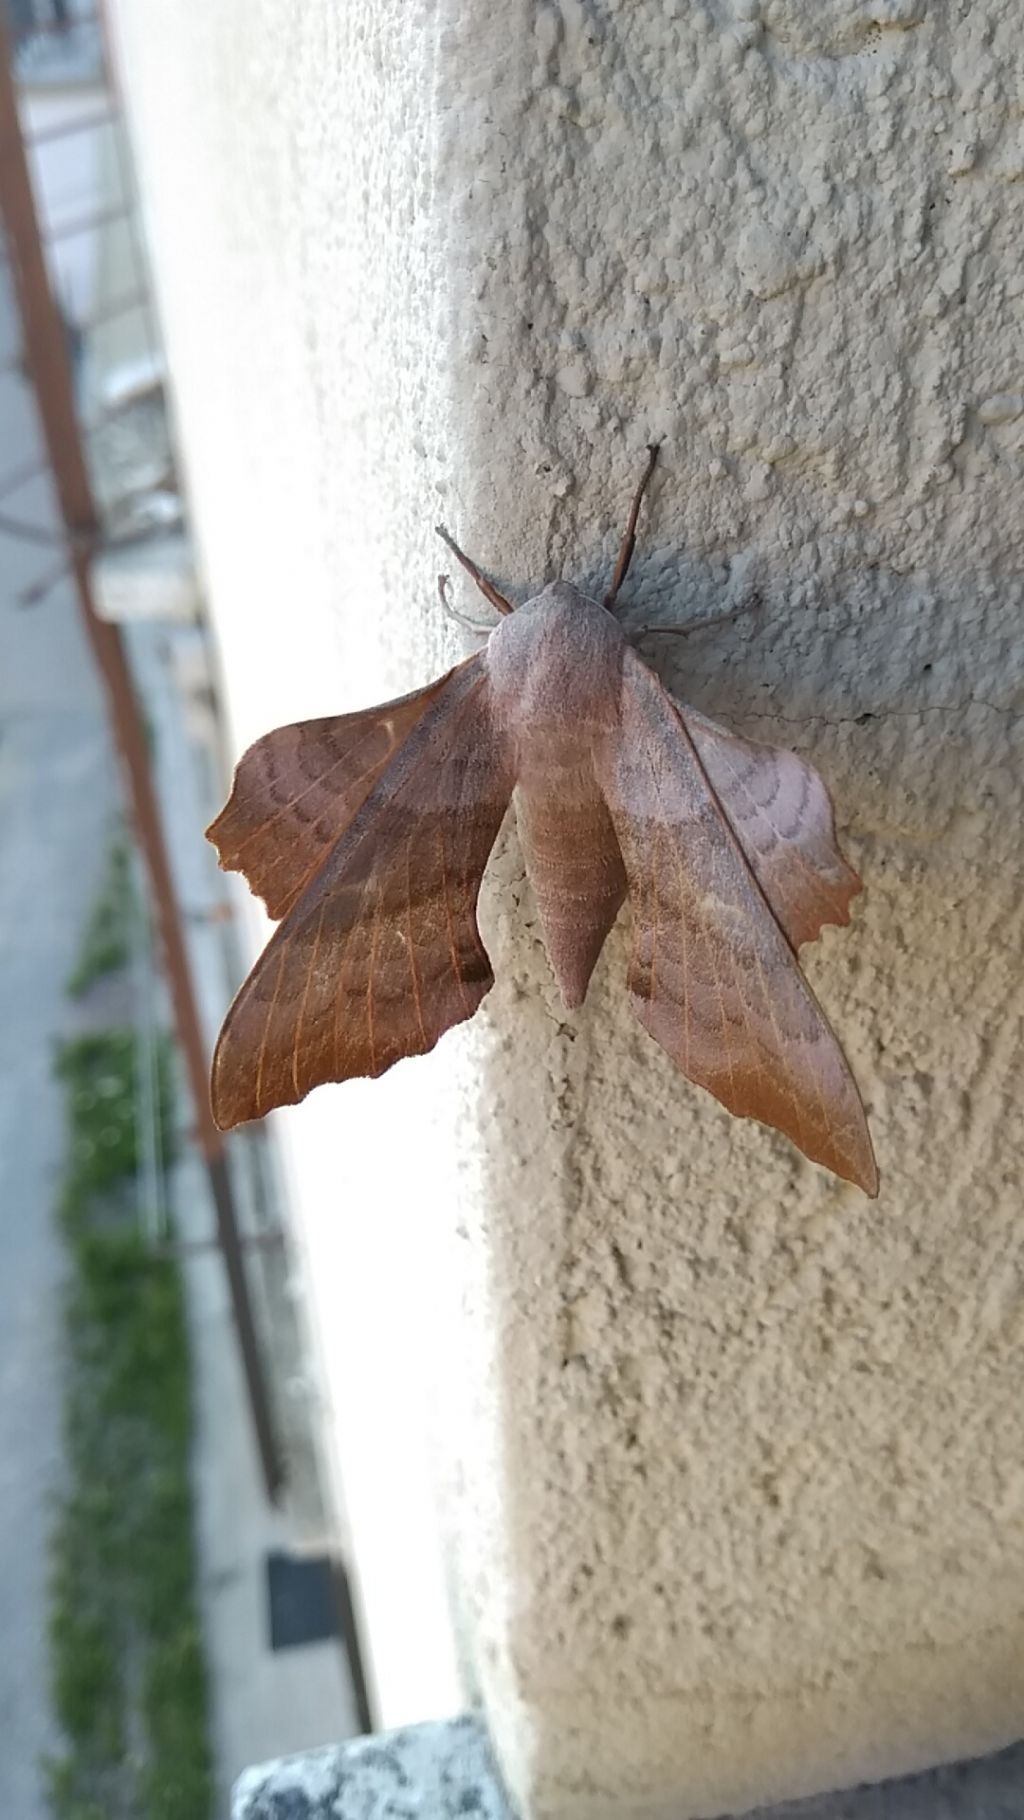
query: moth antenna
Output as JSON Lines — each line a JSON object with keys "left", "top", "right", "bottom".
{"left": 604, "top": 443, "right": 660, "bottom": 612}
{"left": 435, "top": 524, "right": 514, "bottom": 616}
{"left": 437, "top": 573, "right": 498, "bottom": 637}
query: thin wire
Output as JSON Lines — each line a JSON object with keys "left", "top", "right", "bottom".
{"left": 0, "top": 504, "right": 173, "bottom": 552}
{"left": 22, "top": 104, "right": 118, "bottom": 149}
{"left": 0, "top": 507, "right": 91, "bottom": 548}
{"left": 45, "top": 198, "right": 131, "bottom": 245}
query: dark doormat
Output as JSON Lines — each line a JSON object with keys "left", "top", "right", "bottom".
{"left": 266, "top": 1548, "right": 340, "bottom": 1650}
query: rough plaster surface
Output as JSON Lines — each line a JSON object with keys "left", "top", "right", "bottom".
{"left": 110, "top": 1, "right": 1024, "bottom": 1816}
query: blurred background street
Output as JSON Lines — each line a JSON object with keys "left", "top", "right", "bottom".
{"left": 0, "top": 22, "right": 360, "bottom": 1815}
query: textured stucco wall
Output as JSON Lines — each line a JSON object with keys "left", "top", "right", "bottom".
{"left": 111, "top": 2, "right": 1024, "bottom": 1815}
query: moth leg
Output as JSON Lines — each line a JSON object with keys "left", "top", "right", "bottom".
{"left": 603, "top": 443, "right": 660, "bottom": 611}
{"left": 437, "top": 572, "right": 498, "bottom": 636}
{"left": 435, "top": 524, "right": 514, "bottom": 616}
{"left": 631, "top": 592, "right": 763, "bottom": 643}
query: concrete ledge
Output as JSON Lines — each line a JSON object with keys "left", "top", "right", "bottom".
{"left": 232, "top": 1721, "right": 1024, "bottom": 1820}
{"left": 231, "top": 1716, "right": 514, "bottom": 1819}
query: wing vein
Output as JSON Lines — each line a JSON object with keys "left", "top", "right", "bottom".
{"left": 366, "top": 886, "right": 381, "bottom": 1076}
{"left": 332, "top": 914, "right": 358, "bottom": 1080}
{"left": 405, "top": 831, "right": 427, "bottom": 1048}
{"left": 292, "top": 903, "right": 326, "bottom": 1099}
{"left": 437, "top": 817, "right": 466, "bottom": 1008}
{"left": 256, "top": 939, "right": 291, "bottom": 1117}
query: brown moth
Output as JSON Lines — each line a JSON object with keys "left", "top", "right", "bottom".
{"left": 207, "top": 448, "right": 878, "bottom": 1195}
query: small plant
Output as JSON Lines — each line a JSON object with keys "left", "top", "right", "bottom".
{"left": 55, "top": 1029, "right": 175, "bottom": 1208}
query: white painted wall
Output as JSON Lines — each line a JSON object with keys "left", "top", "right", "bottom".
{"left": 109, "top": 2, "right": 1024, "bottom": 1815}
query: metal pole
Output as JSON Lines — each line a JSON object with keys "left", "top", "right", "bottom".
{"left": 0, "top": 21, "right": 283, "bottom": 1499}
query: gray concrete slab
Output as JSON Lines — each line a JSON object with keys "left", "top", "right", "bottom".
{"left": 0, "top": 271, "right": 119, "bottom": 1818}
{"left": 232, "top": 1716, "right": 513, "bottom": 1820}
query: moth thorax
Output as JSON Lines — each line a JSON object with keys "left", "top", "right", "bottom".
{"left": 486, "top": 582, "right": 625, "bottom": 736}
